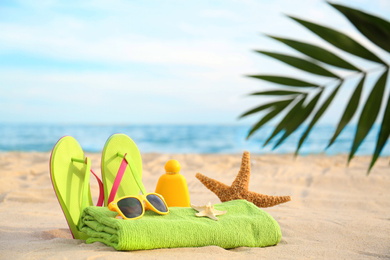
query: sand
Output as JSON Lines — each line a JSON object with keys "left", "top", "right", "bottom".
{"left": 0, "top": 152, "right": 389, "bottom": 259}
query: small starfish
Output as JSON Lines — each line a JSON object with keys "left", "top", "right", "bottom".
{"left": 191, "top": 202, "right": 227, "bottom": 221}
{"left": 196, "top": 151, "right": 291, "bottom": 208}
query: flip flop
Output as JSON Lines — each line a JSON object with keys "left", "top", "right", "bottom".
{"left": 101, "top": 134, "right": 143, "bottom": 206}
{"left": 50, "top": 136, "right": 103, "bottom": 240}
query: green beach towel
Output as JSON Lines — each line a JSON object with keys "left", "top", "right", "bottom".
{"left": 79, "top": 200, "right": 281, "bottom": 250}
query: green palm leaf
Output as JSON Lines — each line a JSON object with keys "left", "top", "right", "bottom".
{"left": 327, "top": 76, "right": 365, "bottom": 148}
{"left": 369, "top": 81, "right": 390, "bottom": 173}
{"left": 273, "top": 90, "right": 323, "bottom": 149}
{"left": 241, "top": 3, "right": 389, "bottom": 173}
{"left": 256, "top": 51, "right": 340, "bottom": 78}
{"left": 264, "top": 97, "right": 306, "bottom": 146}
{"left": 296, "top": 83, "right": 342, "bottom": 155}
{"left": 289, "top": 16, "right": 386, "bottom": 65}
{"left": 330, "top": 3, "right": 390, "bottom": 53}
{"left": 246, "top": 100, "right": 293, "bottom": 140}
{"left": 267, "top": 35, "right": 361, "bottom": 71}
{"left": 247, "top": 109, "right": 280, "bottom": 140}
{"left": 247, "top": 75, "right": 318, "bottom": 87}
{"left": 348, "top": 70, "right": 388, "bottom": 163}
{"left": 250, "top": 90, "right": 304, "bottom": 96}
{"left": 239, "top": 99, "right": 294, "bottom": 118}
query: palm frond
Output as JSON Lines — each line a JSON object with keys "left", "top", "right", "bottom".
{"left": 255, "top": 51, "right": 341, "bottom": 78}
{"left": 247, "top": 75, "right": 318, "bottom": 87}
{"left": 327, "top": 76, "right": 365, "bottom": 148}
{"left": 250, "top": 90, "right": 305, "bottom": 96}
{"left": 273, "top": 90, "right": 323, "bottom": 149}
{"left": 296, "top": 82, "right": 342, "bottom": 155}
{"left": 348, "top": 70, "right": 388, "bottom": 163}
{"left": 239, "top": 99, "right": 294, "bottom": 118}
{"left": 330, "top": 3, "right": 390, "bottom": 54}
{"left": 242, "top": 3, "right": 390, "bottom": 173}
{"left": 266, "top": 35, "right": 362, "bottom": 71}
{"left": 264, "top": 97, "right": 306, "bottom": 146}
{"left": 246, "top": 101, "right": 293, "bottom": 140}
{"left": 369, "top": 85, "right": 390, "bottom": 172}
{"left": 288, "top": 16, "right": 385, "bottom": 65}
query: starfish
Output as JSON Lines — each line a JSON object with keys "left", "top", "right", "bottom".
{"left": 195, "top": 151, "right": 291, "bottom": 208}
{"left": 191, "top": 202, "right": 227, "bottom": 221}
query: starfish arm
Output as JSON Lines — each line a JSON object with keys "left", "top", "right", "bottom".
{"left": 202, "top": 210, "right": 219, "bottom": 220}
{"left": 191, "top": 204, "right": 207, "bottom": 212}
{"left": 242, "top": 190, "right": 291, "bottom": 208}
{"left": 213, "top": 210, "right": 227, "bottom": 216}
{"left": 195, "top": 211, "right": 207, "bottom": 217}
{"left": 208, "top": 214, "right": 219, "bottom": 221}
{"left": 231, "top": 151, "right": 251, "bottom": 192}
{"left": 195, "top": 173, "right": 232, "bottom": 202}
{"left": 195, "top": 210, "right": 219, "bottom": 220}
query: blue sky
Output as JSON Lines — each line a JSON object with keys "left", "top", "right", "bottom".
{"left": 0, "top": 0, "right": 389, "bottom": 125}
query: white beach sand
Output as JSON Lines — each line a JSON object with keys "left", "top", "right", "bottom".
{"left": 0, "top": 152, "right": 389, "bottom": 259}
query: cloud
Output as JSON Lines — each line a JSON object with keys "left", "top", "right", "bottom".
{"left": 0, "top": 0, "right": 389, "bottom": 124}
{"left": 200, "top": 9, "right": 241, "bottom": 20}
{"left": 0, "top": 20, "right": 253, "bottom": 71}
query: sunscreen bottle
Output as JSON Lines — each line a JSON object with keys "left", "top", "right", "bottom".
{"left": 155, "top": 159, "right": 190, "bottom": 207}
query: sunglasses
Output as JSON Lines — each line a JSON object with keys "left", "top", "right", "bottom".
{"left": 108, "top": 152, "right": 169, "bottom": 220}
{"left": 108, "top": 193, "right": 168, "bottom": 220}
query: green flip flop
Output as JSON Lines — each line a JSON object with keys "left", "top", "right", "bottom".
{"left": 50, "top": 136, "right": 103, "bottom": 240}
{"left": 101, "top": 134, "right": 143, "bottom": 206}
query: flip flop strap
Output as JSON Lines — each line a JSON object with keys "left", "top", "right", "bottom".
{"left": 107, "top": 154, "right": 128, "bottom": 205}
{"left": 107, "top": 153, "right": 146, "bottom": 205}
{"left": 91, "top": 168, "right": 104, "bottom": 207}
{"left": 81, "top": 157, "right": 92, "bottom": 211}
{"left": 124, "top": 153, "right": 147, "bottom": 195}
{"left": 77, "top": 157, "right": 104, "bottom": 209}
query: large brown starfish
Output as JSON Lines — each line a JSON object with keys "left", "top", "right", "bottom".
{"left": 196, "top": 151, "right": 291, "bottom": 208}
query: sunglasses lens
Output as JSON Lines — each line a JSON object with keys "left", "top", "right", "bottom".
{"left": 117, "top": 197, "right": 143, "bottom": 219}
{"left": 146, "top": 194, "right": 168, "bottom": 213}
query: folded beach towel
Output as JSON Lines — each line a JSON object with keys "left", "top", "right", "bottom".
{"left": 79, "top": 200, "right": 281, "bottom": 250}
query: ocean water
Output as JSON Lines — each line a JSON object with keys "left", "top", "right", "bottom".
{"left": 0, "top": 123, "right": 388, "bottom": 156}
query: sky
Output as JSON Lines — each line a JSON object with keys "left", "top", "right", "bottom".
{"left": 0, "top": 0, "right": 389, "bottom": 125}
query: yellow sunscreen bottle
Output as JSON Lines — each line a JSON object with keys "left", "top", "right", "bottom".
{"left": 155, "top": 159, "right": 190, "bottom": 207}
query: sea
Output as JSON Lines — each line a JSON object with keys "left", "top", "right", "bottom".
{"left": 0, "top": 123, "right": 388, "bottom": 156}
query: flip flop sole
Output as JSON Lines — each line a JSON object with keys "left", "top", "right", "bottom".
{"left": 101, "top": 134, "right": 142, "bottom": 206}
{"left": 50, "top": 136, "right": 91, "bottom": 240}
